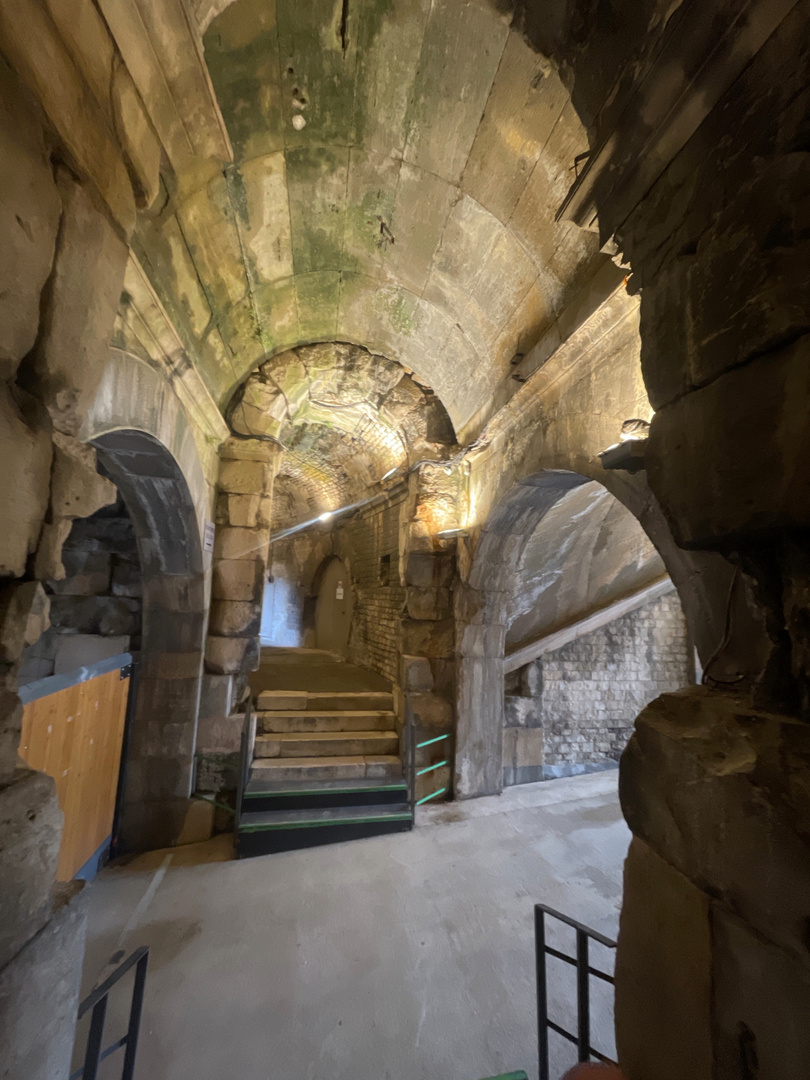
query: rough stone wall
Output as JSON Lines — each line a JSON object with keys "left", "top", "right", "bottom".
{"left": 18, "top": 495, "right": 142, "bottom": 685}
{"left": 503, "top": 593, "right": 689, "bottom": 785}
{"left": 338, "top": 494, "right": 407, "bottom": 686}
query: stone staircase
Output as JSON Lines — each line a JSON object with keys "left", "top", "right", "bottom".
{"left": 237, "top": 681, "right": 412, "bottom": 857}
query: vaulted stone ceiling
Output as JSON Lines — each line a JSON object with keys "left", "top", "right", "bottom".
{"left": 229, "top": 341, "right": 456, "bottom": 526}
{"left": 130, "top": 0, "right": 605, "bottom": 444}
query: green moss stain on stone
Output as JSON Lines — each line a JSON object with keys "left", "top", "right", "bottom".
{"left": 296, "top": 271, "right": 341, "bottom": 342}
{"left": 286, "top": 146, "right": 349, "bottom": 274}
{"left": 384, "top": 288, "right": 419, "bottom": 337}
{"left": 276, "top": 0, "right": 359, "bottom": 149}
{"left": 204, "top": 0, "right": 285, "bottom": 161}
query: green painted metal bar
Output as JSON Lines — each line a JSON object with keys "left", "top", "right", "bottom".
{"left": 477, "top": 1072, "right": 528, "bottom": 1080}
{"left": 416, "top": 786, "right": 447, "bottom": 805}
{"left": 416, "top": 759, "right": 448, "bottom": 777}
{"left": 416, "top": 733, "right": 449, "bottom": 749}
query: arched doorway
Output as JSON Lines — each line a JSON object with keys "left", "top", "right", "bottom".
{"left": 455, "top": 469, "right": 722, "bottom": 799}
{"left": 313, "top": 556, "right": 353, "bottom": 656}
{"left": 92, "top": 430, "right": 206, "bottom": 851}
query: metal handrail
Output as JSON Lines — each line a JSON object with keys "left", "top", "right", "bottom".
{"left": 406, "top": 699, "right": 451, "bottom": 813}
{"left": 71, "top": 946, "right": 149, "bottom": 1080}
{"left": 535, "top": 904, "right": 617, "bottom": 1079}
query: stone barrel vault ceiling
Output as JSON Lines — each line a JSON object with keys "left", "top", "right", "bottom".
{"left": 229, "top": 341, "right": 456, "bottom": 526}
{"left": 129, "top": 0, "right": 604, "bottom": 441}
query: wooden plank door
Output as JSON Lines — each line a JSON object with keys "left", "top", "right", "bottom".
{"left": 19, "top": 667, "right": 130, "bottom": 880}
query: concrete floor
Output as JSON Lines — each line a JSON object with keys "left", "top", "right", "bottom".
{"left": 79, "top": 772, "right": 629, "bottom": 1080}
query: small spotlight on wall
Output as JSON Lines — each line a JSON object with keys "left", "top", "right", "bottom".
{"left": 437, "top": 527, "right": 469, "bottom": 538}
{"left": 381, "top": 466, "right": 399, "bottom": 480}
{"left": 318, "top": 511, "right": 333, "bottom": 522}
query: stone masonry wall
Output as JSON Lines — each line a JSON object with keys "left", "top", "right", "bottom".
{"left": 18, "top": 494, "right": 142, "bottom": 685}
{"left": 503, "top": 592, "right": 690, "bottom": 785}
{"left": 339, "top": 494, "right": 407, "bottom": 686}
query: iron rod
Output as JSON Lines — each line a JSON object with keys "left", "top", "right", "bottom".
{"left": 416, "top": 734, "right": 449, "bottom": 748}
{"left": 121, "top": 951, "right": 149, "bottom": 1080}
{"left": 82, "top": 997, "right": 107, "bottom": 1080}
{"left": 535, "top": 906, "right": 549, "bottom": 1080}
{"left": 576, "top": 930, "right": 590, "bottom": 1063}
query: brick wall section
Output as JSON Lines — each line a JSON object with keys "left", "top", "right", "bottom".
{"left": 504, "top": 592, "right": 690, "bottom": 784}
{"left": 339, "top": 495, "right": 406, "bottom": 685}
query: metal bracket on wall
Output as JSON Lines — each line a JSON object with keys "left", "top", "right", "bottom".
{"left": 120, "top": 664, "right": 132, "bottom": 680}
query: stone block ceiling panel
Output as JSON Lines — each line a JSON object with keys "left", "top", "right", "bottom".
{"left": 131, "top": 0, "right": 605, "bottom": 436}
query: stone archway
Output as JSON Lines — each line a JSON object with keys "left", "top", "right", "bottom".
{"left": 454, "top": 468, "right": 720, "bottom": 799}
{"left": 93, "top": 429, "right": 206, "bottom": 851}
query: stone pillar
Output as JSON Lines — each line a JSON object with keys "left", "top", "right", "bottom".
{"left": 205, "top": 438, "right": 281, "bottom": 679}
{"left": 400, "top": 466, "right": 459, "bottom": 802}
{"left": 616, "top": 689, "right": 810, "bottom": 1079}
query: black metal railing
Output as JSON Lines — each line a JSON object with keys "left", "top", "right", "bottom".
{"left": 535, "top": 904, "right": 617, "bottom": 1079}
{"left": 71, "top": 946, "right": 149, "bottom": 1080}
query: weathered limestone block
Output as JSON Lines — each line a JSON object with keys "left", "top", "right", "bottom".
{"left": 208, "top": 600, "right": 261, "bottom": 637}
{"left": 621, "top": 687, "right": 810, "bottom": 963}
{"left": 27, "top": 169, "right": 129, "bottom": 436}
{"left": 407, "top": 691, "right": 453, "bottom": 731}
{"left": 503, "top": 726, "right": 545, "bottom": 785}
{"left": 196, "top": 713, "right": 243, "bottom": 754}
{"left": 218, "top": 458, "right": 271, "bottom": 496}
{"left": 402, "top": 655, "right": 433, "bottom": 692}
{"left": 401, "top": 617, "right": 455, "bottom": 658}
{"left": 33, "top": 520, "right": 73, "bottom": 582}
{"left": 211, "top": 559, "right": 265, "bottom": 602}
{"left": 49, "top": 433, "right": 117, "bottom": 520}
{"left": 712, "top": 905, "right": 810, "bottom": 1080}
{"left": 406, "top": 586, "right": 452, "bottom": 621}
{"left": 205, "top": 635, "right": 258, "bottom": 675}
{"left": 646, "top": 336, "right": 810, "bottom": 547}
{"left": 0, "top": 385, "right": 52, "bottom": 578}
{"left": 404, "top": 551, "right": 455, "bottom": 588}
{"left": 0, "top": 58, "right": 61, "bottom": 378}
{"left": 0, "top": 582, "right": 50, "bottom": 664}
{"left": 0, "top": 882, "right": 86, "bottom": 1080}
{"left": 615, "top": 837, "right": 713, "bottom": 1080}
{"left": 50, "top": 550, "right": 112, "bottom": 596}
{"left": 111, "top": 64, "right": 161, "bottom": 209}
{"left": 216, "top": 493, "right": 273, "bottom": 529}
{"left": 503, "top": 695, "right": 539, "bottom": 728}
{"left": 0, "top": 769, "right": 62, "bottom": 972}
{"left": 687, "top": 156, "right": 810, "bottom": 390}
{"left": 198, "top": 673, "right": 234, "bottom": 719}
{"left": 110, "top": 557, "right": 141, "bottom": 597}
{"left": 0, "top": 691, "right": 23, "bottom": 784}
{"left": 48, "top": 595, "right": 140, "bottom": 636}
{"left": 214, "top": 526, "right": 269, "bottom": 562}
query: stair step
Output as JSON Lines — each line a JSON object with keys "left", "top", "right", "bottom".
{"left": 244, "top": 777, "right": 408, "bottom": 811}
{"left": 237, "top": 803, "right": 413, "bottom": 856}
{"left": 254, "top": 730, "right": 399, "bottom": 758}
{"left": 250, "top": 754, "right": 403, "bottom": 782}
{"left": 258, "top": 710, "right": 396, "bottom": 734}
{"left": 256, "top": 689, "right": 393, "bottom": 712}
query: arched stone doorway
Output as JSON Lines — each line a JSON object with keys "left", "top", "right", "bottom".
{"left": 455, "top": 469, "right": 717, "bottom": 799}
{"left": 92, "top": 430, "right": 206, "bottom": 851}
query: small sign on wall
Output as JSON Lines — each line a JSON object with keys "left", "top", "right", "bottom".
{"left": 203, "top": 520, "right": 215, "bottom": 553}
{"left": 336, "top": 580, "right": 344, "bottom": 600}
